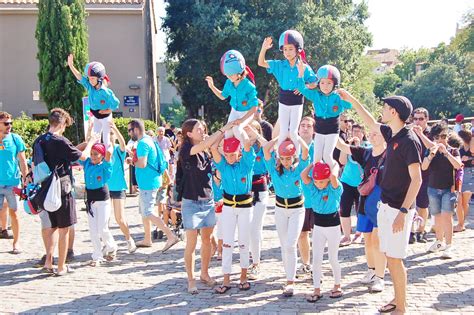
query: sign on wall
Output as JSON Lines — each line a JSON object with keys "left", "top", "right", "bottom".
{"left": 123, "top": 96, "right": 140, "bottom": 107}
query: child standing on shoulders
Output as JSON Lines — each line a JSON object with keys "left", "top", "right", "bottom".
{"left": 296, "top": 62, "right": 352, "bottom": 168}
{"left": 301, "top": 162, "right": 344, "bottom": 302}
{"left": 206, "top": 50, "right": 258, "bottom": 142}
{"left": 258, "top": 30, "right": 317, "bottom": 154}
{"left": 211, "top": 132, "right": 256, "bottom": 294}
{"left": 263, "top": 137, "right": 310, "bottom": 297}
{"left": 79, "top": 138, "right": 118, "bottom": 266}
{"left": 68, "top": 54, "right": 119, "bottom": 147}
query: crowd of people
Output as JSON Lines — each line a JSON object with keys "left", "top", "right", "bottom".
{"left": 0, "top": 29, "right": 473, "bottom": 314}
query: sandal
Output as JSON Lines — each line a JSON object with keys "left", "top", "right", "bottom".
{"left": 306, "top": 294, "right": 323, "bottom": 303}
{"left": 10, "top": 248, "right": 22, "bottom": 255}
{"left": 162, "top": 237, "right": 180, "bottom": 253}
{"left": 329, "top": 288, "right": 343, "bottom": 298}
{"left": 54, "top": 265, "right": 74, "bottom": 276}
{"left": 136, "top": 241, "right": 152, "bottom": 248}
{"left": 200, "top": 277, "right": 216, "bottom": 287}
{"left": 215, "top": 285, "right": 232, "bottom": 294}
{"left": 453, "top": 225, "right": 466, "bottom": 233}
{"left": 239, "top": 282, "right": 251, "bottom": 291}
{"left": 187, "top": 286, "right": 198, "bottom": 295}
{"left": 378, "top": 303, "right": 397, "bottom": 313}
{"left": 40, "top": 267, "right": 54, "bottom": 274}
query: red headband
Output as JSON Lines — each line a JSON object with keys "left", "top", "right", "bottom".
{"left": 278, "top": 140, "right": 296, "bottom": 157}
{"left": 312, "top": 162, "right": 331, "bottom": 180}
{"left": 223, "top": 137, "right": 241, "bottom": 153}
{"left": 91, "top": 143, "right": 106, "bottom": 156}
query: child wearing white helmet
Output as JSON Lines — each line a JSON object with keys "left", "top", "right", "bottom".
{"left": 258, "top": 30, "right": 317, "bottom": 155}
{"left": 67, "top": 54, "right": 119, "bottom": 147}
{"left": 296, "top": 63, "right": 352, "bottom": 168}
{"left": 205, "top": 50, "right": 258, "bottom": 143}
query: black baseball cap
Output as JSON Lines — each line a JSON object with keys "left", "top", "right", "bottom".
{"left": 382, "top": 95, "right": 413, "bottom": 122}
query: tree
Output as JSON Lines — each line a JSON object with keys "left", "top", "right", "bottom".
{"left": 36, "top": 0, "right": 88, "bottom": 141}
{"left": 393, "top": 48, "right": 431, "bottom": 82}
{"left": 163, "top": 0, "right": 372, "bottom": 126}
{"left": 397, "top": 63, "right": 472, "bottom": 118}
{"left": 374, "top": 71, "right": 401, "bottom": 100}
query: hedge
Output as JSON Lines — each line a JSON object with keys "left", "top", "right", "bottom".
{"left": 12, "top": 115, "right": 158, "bottom": 157}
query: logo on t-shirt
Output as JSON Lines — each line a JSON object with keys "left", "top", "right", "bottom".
{"left": 97, "top": 176, "right": 102, "bottom": 182}
{"left": 100, "top": 100, "right": 105, "bottom": 105}
{"left": 393, "top": 142, "right": 399, "bottom": 150}
{"left": 294, "top": 180, "right": 300, "bottom": 186}
{"left": 242, "top": 101, "right": 248, "bottom": 106}
{"left": 256, "top": 156, "right": 261, "bottom": 162}
{"left": 323, "top": 195, "right": 328, "bottom": 201}
{"left": 241, "top": 177, "right": 246, "bottom": 183}
{"left": 332, "top": 105, "right": 339, "bottom": 112}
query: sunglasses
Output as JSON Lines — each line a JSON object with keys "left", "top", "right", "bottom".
{"left": 344, "top": 120, "right": 353, "bottom": 123}
{"left": 434, "top": 134, "right": 448, "bottom": 140}
{"left": 128, "top": 128, "right": 134, "bottom": 132}
{"left": 413, "top": 117, "right": 425, "bottom": 121}
{"left": 3, "top": 121, "right": 12, "bottom": 126}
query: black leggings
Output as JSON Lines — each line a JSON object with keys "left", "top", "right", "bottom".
{"left": 340, "top": 182, "right": 360, "bottom": 218}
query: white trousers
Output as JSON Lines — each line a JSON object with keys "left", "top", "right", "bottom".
{"left": 215, "top": 212, "right": 223, "bottom": 240}
{"left": 313, "top": 132, "right": 339, "bottom": 168}
{"left": 274, "top": 205, "right": 305, "bottom": 281}
{"left": 88, "top": 199, "right": 117, "bottom": 261}
{"left": 93, "top": 115, "right": 112, "bottom": 147}
{"left": 312, "top": 225, "right": 341, "bottom": 288}
{"left": 221, "top": 205, "right": 253, "bottom": 274}
{"left": 278, "top": 103, "right": 303, "bottom": 154}
{"left": 250, "top": 191, "right": 269, "bottom": 264}
{"left": 226, "top": 108, "right": 254, "bottom": 143}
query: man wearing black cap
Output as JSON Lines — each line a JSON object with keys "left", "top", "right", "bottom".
{"left": 339, "top": 91, "right": 422, "bottom": 314}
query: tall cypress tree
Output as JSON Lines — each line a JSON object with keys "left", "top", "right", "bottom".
{"left": 36, "top": 0, "right": 88, "bottom": 140}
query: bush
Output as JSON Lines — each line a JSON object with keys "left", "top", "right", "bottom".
{"left": 12, "top": 114, "right": 158, "bottom": 157}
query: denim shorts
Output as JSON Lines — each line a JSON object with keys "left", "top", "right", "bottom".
{"left": 462, "top": 167, "right": 474, "bottom": 193}
{"left": 139, "top": 189, "right": 158, "bottom": 218}
{"left": 0, "top": 185, "right": 19, "bottom": 211}
{"left": 427, "top": 187, "right": 457, "bottom": 215}
{"left": 156, "top": 188, "right": 168, "bottom": 204}
{"left": 110, "top": 190, "right": 126, "bottom": 200}
{"left": 181, "top": 198, "right": 215, "bottom": 230}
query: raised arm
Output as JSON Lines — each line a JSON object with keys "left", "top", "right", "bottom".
{"left": 67, "top": 54, "right": 82, "bottom": 81}
{"left": 110, "top": 121, "right": 126, "bottom": 152}
{"left": 210, "top": 132, "right": 224, "bottom": 164}
{"left": 412, "top": 125, "right": 435, "bottom": 149}
{"left": 301, "top": 163, "right": 313, "bottom": 185}
{"left": 338, "top": 89, "right": 380, "bottom": 133}
{"left": 205, "top": 76, "right": 226, "bottom": 100}
{"left": 246, "top": 125, "right": 268, "bottom": 146}
{"left": 437, "top": 144, "right": 463, "bottom": 170}
{"left": 263, "top": 137, "right": 278, "bottom": 161}
{"left": 299, "top": 135, "right": 309, "bottom": 161}
{"left": 190, "top": 121, "right": 235, "bottom": 156}
{"left": 258, "top": 37, "right": 273, "bottom": 69}
{"left": 335, "top": 137, "right": 352, "bottom": 155}
{"left": 329, "top": 162, "right": 340, "bottom": 189}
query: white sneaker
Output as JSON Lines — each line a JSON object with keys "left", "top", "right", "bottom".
{"left": 370, "top": 277, "right": 384, "bottom": 293}
{"left": 441, "top": 245, "right": 452, "bottom": 259}
{"left": 128, "top": 238, "right": 137, "bottom": 254}
{"left": 360, "top": 269, "right": 376, "bottom": 284}
{"left": 428, "top": 240, "right": 446, "bottom": 253}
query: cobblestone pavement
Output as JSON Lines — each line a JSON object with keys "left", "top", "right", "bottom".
{"left": 1, "top": 195, "right": 473, "bottom": 314}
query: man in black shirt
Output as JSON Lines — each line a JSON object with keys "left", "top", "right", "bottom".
{"left": 339, "top": 91, "right": 422, "bottom": 314}
{"left": 411, "top": 107, "right": 434, "bottom": 243}
{"left": 35, "top": 108, "right": 87, "bottom": 276}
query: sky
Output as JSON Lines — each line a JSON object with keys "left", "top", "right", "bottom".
{"left": 155, "top": 0, "right": 472, "bottom": 60}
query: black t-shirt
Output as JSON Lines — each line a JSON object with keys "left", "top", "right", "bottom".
{"left": 380, "top": 125, "right": 422, "bottom": 209}
{"left": 428, "top": 147, "right": 459, "bottom": 189}
{"left": 35, "top": 132, "right": 82, "bottom": 178}
{"left": 177, "top": 141, "right": 213, "bottom": 200}
{"left": 351, "top": 146, "right": 386, "bottom": 214}
{"left": 460, "top": 148, "right": 474, "bottom": 168}
{"left": 259, "top": 120, "right": 273, "bottom": 141}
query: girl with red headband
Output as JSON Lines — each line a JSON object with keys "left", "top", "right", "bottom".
{"left": 67, "top": 54, "right": 119, "bottom": 148}
{"left": 205, "top": 50, "right": 258, "bottom": 143}
{"left": 301, "top": 162, "right": 343, "bottom": 302}
{"left": 263, "top": 137, "right": 310, "bottom": 297}
{"left": 210, "top": 130, "right": 255, "bottom": 294}
{"left": 258, "top": 30, "right": 317, "bottom": 155}
{"left": 78, "top": 138, "right": 117, "bottom": 266}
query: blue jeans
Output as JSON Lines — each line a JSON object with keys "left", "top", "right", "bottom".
{"left": 427, "top": 187, "right": 456, "bottom": 215}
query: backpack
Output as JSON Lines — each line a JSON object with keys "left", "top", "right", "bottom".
{"left": 148, "top": 140, "right": 168, "bottom": 176}
{"left": 32, "top": 135, "right": 52, "bottom": 184}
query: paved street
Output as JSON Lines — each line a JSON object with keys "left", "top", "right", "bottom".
{"left": 1, "top": 195, "right": 473, "bottom": 314}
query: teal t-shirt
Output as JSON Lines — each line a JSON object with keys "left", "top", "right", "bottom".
{"left": 0, "top": 133, "right": 26, "bottom": 186}
{"left": 221, "top": 78, "right": 259, "bottom": 112}
{"left": 303, "top": 179, "right": 343, "bottom": 214}
{"left": 135, "top": 136, "right": 162, "bottom": 190}
{"left": 78, "top": 76, "right": 120, "bottom": 111}
{"left": 79, "top": 158, "right": 112, "bottom": 190}
{"left": 340, "top": 156, "right": 364, "bottom": 187}
{"left": 267, "top": 59, "right": 316, "bottom": 91}
{"left": 108, "top": 145, "right": 127, "bottom": 192}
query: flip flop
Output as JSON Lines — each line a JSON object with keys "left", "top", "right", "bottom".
{"left": 282, "top": 285, "right": 294, "bottom": 297}
{"left": 10, "top": 248, "right": 22, "bottom": 255}
{"left": 54, "top": 265, "right": 74, "bottom": 277}
{"left": 306, "top": 294, "right": 323, "bottom": 303}
{"left": 162, "top": 237, "right": 179, "bottom": 253}
{"left": 187, "top": 286, "right": 198, "bottom": 295}
{"left": 378, "top": 303, "right": 397, "bottom": 313}
{"left": 215, "top": 285, "right": 232, "bottom": 294}
{"left": 453, "top": 226, "right": 466, "bottom": 233}
{"left": 239, "top": 282, "right": 251, "bottom": 291}
{"left": 200, "top": 277, "right": 217, "bottom": 287}
{"left": 329, "top": 288, "right": 343, "bottom": 298}
{"left": 40, "top": 267, "right": 54, "bottom": 274}
{"left": 136, "top": 241, "right": 153, "bottom": 248}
